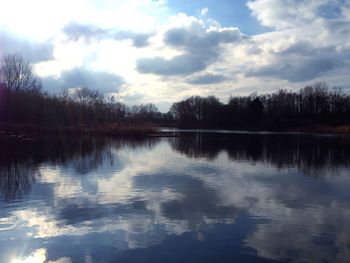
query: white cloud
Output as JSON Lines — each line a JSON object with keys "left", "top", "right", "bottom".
{"left": 0, "top": 0, "right": 350, "bottom": 109}
{"left": 136, "top": 15, "right": 244, "bottom": 76}
{"left": 247, "top": 0, "right": 329, "bottom": 30}
{"left": 238, "top": 1, "right": 350, "bottom": 85}
{"left": 0, "top": 31, "right": 54, "bottom": 63}
{"left": 200, "top": 7, "right": 209, "bottom": 16}
{"left": 42, "top": 67, "right": 126, "bottom": 93}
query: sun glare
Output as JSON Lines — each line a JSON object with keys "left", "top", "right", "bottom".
{"left": 11, "top": 248, "right": 47, "bottom": 263}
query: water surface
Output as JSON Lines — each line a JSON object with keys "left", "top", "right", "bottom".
{"left": 1, "top": 133, "right": 350, "bottom": 263}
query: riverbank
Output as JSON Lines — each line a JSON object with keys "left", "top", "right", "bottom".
{"left": 161, "top": 123, "right": 350, "bottom": 135}
{"left": 1, "top": 122, "right": 350, "bottom": 139}
{"left": 0, "top": 123, "right": 159, "bottom": 138}
{"left": 287, "top": 125, "right": 350, "bottom": 134}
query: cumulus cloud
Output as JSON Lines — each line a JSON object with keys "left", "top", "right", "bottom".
{"left": 247, "top": 0, "right": 350, "bottom": 31}
{"left": 244, "top": 39, "right": 349, "bottom": 82}
{"left": 137, "top": 54, "right": 209, "bottom": 76}
{"left": 42, "top": 68, "right": 125, "bottom": 94}
{"left": 63, "top": 23, "right": 106, "bottom": 41}
{"left": 0, "top": 31, "right": 54, "bottom": 63}
{"left": 240, "top": 0, "right": 350, "bottom": 83}
{"left": 246, "top": 57, "right": 340, "bottom": 82}
{"left": 164, "top": 22, "right": 242, "bottom": 50}
{"left": 247, "top": 0, "right": 326, "bottom": 29}
{"left": 185, "top": 73, "right": 228, "bottom": 85}
{"left": 63, "top": 22, "right": 153, "bottom": 47}
{"left": 278, "top": 41, "right": 336, "bottom": 56}
{"left": 114, "top": 31, "right": 153, "bottom": 47}
{"left": 136, "top": 17, "right": 244, "bottom": 76}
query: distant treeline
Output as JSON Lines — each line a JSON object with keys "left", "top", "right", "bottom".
{"left": 1, "top": 54, "right": 350, "bottom": 130}
{"left": 170, "top": 83, "right": 350, "bottom": 129}
{"left": 0, "top": 54, "right": 170, "bottom": 127}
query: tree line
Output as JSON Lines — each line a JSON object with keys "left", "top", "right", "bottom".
{"left": 170, "top": 83, "right": 350, "bottom": 129}
{"left": 1, "top": 54, "right": 350, "bottom": 130}
{"left": 0, "top": 54, "right": 169, "bottom": 127}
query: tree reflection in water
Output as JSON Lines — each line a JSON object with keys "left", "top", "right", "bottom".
{"left": 170, "top": 133, "right": 350, "bottom": 174}
{"left": 0, "top": 136, "right": 158, "bottom": 201}
{"left": 0, "top": 132, "right": 350, "bottom": 263}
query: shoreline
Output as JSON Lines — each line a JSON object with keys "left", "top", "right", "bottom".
{"left": 1, "top": 123, "right": 349, "bottom": 139}
{"left": 0, "top": 123, "right": 159, "bottom": 138}
{"left": 160, "top": 125, "right": 350, "bottom": 135}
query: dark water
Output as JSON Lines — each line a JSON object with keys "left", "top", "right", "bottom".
{"left": 1, "top": 132, "right": 350, "bottom": 263}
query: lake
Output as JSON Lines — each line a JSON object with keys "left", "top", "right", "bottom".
{"left": 1, "top": 132, "right": 350, "bottom": 263}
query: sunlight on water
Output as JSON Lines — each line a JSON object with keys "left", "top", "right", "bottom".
{"left": 11, "top": 248, "right": 72, "bottom": 263}
{"left": 11, "top": 248, "right": 46, "bottom": 263}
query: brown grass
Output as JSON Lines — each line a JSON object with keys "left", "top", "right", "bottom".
{"left": 0, "top": 122, "right": 159, "bottom": 137}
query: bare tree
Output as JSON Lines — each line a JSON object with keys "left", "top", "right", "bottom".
{"left": 0, "top": 53, "right": 42, "bottom": 91}
{"left": 73, "top": 86, "right": 104, "bottom": 105}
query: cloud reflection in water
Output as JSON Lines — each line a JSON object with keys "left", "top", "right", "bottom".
{"left": 0, "top": 134, "right": 349, "bottom": 262}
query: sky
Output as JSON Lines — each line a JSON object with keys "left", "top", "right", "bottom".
{"left": 0, "top": 0, "right": 350, "bottom": 111}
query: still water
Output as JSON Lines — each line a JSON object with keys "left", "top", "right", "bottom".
{"left": 0, "top": 132, "right": 350, "bottom": 263}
